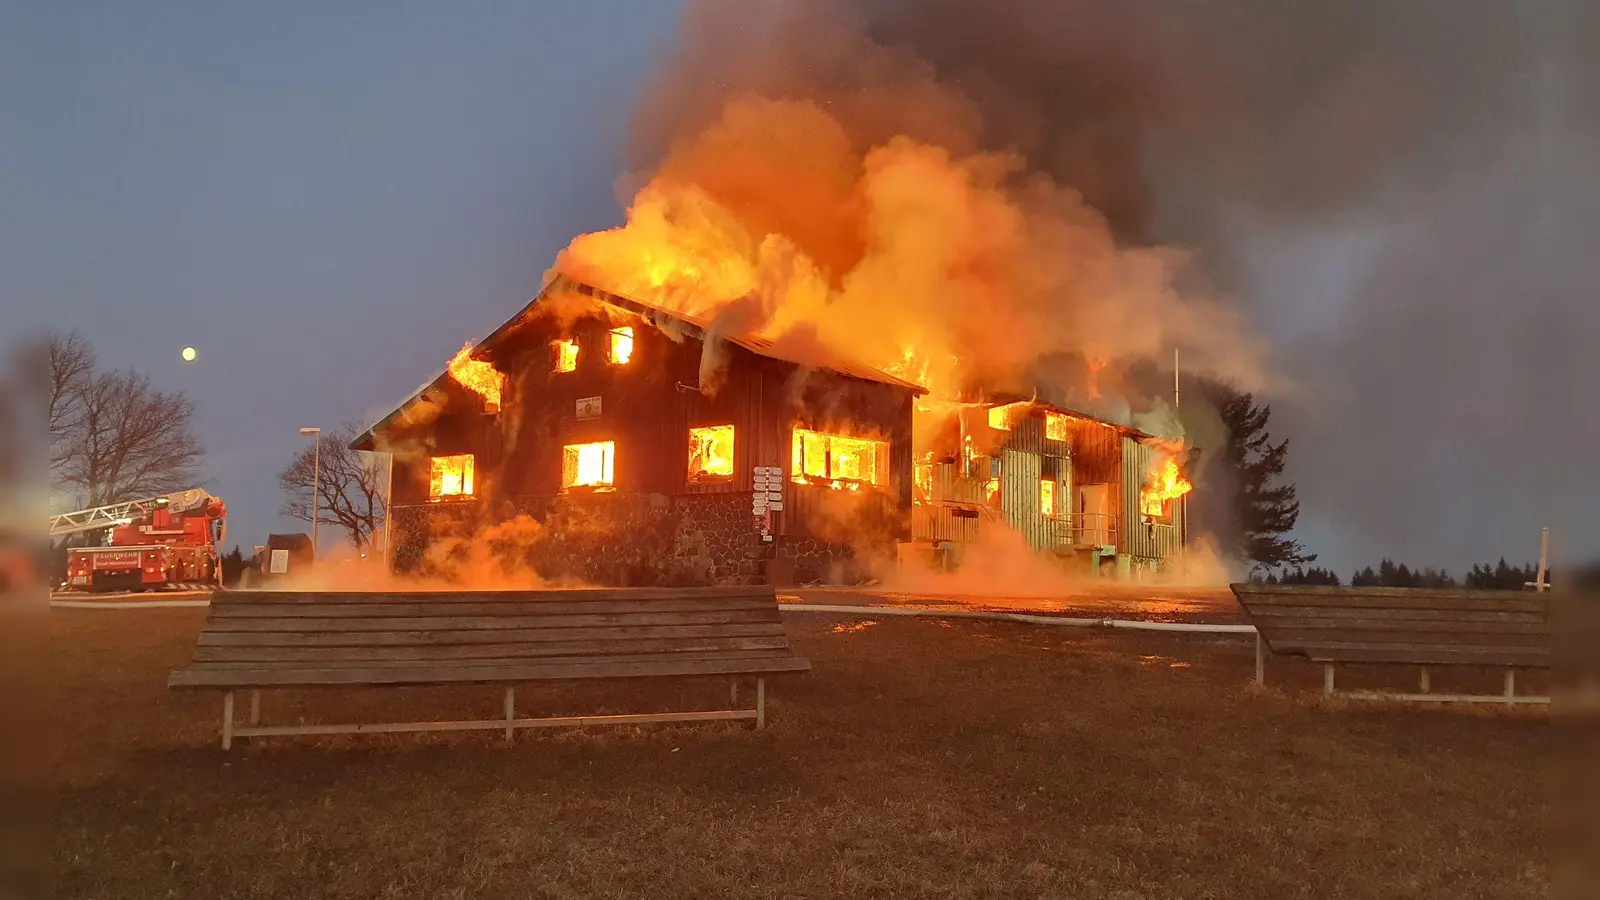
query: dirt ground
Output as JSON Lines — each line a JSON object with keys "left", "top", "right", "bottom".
{"left": 11, "top": 606, "right": 1548, "bottom": 899}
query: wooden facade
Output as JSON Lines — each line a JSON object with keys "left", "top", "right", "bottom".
{"left": 355, "top": 281, "right": 918, "bottom": 586}
{"left": 909, "top": 400, "right": 1187, "bottom": 574}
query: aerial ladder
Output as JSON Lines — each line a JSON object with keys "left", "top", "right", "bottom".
{"left": 53, "top": 490, "right": 228, "bottom": 592}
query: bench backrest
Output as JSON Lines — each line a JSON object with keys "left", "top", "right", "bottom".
{"left": 170, "top": 586, "right": 810, "bottom": 689}
{"left": 1230, "top": 583, "right": 1550, "bottom": 668}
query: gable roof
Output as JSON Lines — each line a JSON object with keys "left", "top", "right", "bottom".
{"left": 350, "top": 274, "right": 924, "bottom": 451}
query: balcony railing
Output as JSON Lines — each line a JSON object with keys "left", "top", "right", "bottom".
{"left": 1049, "top": 512, "right": 1120, "bottom": 549}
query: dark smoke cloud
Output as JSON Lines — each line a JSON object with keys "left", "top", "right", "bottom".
{"left": 630, "top": 0, "right": 1597, "bottom": 571}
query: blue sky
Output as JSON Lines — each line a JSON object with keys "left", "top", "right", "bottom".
{"left": 3, "top": 1, "right": 682, "bottom": 550}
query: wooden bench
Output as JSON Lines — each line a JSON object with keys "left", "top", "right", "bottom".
{"left": 169, "top": 586, "right": 811, "bottom": 748}
{"left": 1229, "top": 583, "right": 1549, "bottom": 705}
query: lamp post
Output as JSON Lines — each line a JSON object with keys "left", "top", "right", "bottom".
{"left": 299, "top": 427, "right": 321, "bottom": 555}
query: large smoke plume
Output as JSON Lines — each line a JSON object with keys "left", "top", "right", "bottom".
{"left": 567, "top": 0, "right": 1595, "bottom": 570}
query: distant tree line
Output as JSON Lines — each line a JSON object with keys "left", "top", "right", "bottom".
{"left": 1257, "top": 557, "right": 1600, "bottom": 590}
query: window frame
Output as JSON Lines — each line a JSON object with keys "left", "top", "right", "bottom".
{"left": 790, "top": 428, "right": 890, "bottom": 488}
{"left": 428, "top": 453, "right": 476, "bottom": 501}
{"left": 561, "top": 440, "right": 616, "bottom": 491}
{"left": 552, "top": 338, "right": 579, "bottom": 373}
{"left": 686, "top": 424, "right": 736, "bottom": 483}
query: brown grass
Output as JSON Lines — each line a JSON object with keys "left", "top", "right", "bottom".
{"left": 13, "top": 607, "right": 1547, "bottom": 899}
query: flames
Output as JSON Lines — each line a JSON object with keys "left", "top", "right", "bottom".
{"left": 1140, "top": 455, "right": 1193, "bottom": 518}
{"left": 447, "top": 342, "right": 505, "bottom": 411}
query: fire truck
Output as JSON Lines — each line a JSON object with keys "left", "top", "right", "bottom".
{"left": 54, "top": 490, "right": 227, "bottom": 593}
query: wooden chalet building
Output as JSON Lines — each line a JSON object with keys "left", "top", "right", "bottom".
{"left": 910, "top": 398, "right": 1190, "bottom": 579}
{"left": 353, "top": 276, "right": 921, "bottom": 586}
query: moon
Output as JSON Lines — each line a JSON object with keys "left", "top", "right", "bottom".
{"left": 181, "top": 346, "right": 197, "bottom": 362}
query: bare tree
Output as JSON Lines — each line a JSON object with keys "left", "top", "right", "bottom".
{"left": 49, "top": 333, "right": 204, "bottom": 507}
{"left": 48, "top": 331, "right": 95, "bottom": 466}
{"left": 279, "top": 423, "right": 387, "bottom": 549}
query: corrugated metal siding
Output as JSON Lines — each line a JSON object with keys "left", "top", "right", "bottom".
{"left": 1120, "top": 437, "right": 1184, "bottom": 561}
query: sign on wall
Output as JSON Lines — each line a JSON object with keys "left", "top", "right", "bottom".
{"left": 752, "top": 465, "right": 783, "bottom": 541}
{"left": 575, "top": 396, "right": 602, "bottom": 420}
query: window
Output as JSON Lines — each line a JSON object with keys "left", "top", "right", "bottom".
{"left": 561, "top": 441, "right": 615, "bottom": 490}
{"left": 985, "top": 477, "right": 1001, "bottom": 509}
{"left": 1045, "top": 412, "right": 1069, "bottom": 442}
{"left": 988, "top": 402, "right": 1028, "bottom": 431}
{"left": 552, "top": 339, "right": 579, "bottom": 373}
{"left": 1040, "top": 479, "right": 1057, "bottom": 517}
{"left": 608, "top": 327, "right": 634, "bottom": 365}
{"left": 687, "top": 425, "right": 735, "bottom": 482}
{"left": 429, "top": 454, "right": 475, "bottom": 499}
{"left": 791, "top": 428, "right": 888, "bottom": 487}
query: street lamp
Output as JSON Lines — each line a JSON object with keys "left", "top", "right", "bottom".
{"left": 299, "top": 427, "right": 321, "bottom": 555}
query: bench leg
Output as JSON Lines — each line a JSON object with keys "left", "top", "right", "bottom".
{"left": 1420, "top": 667, "right": 1430, "bottom": 694}
{"left": 1504, "top": 669, "right": 1516, "bottom": 707}
{"left": 248, "top": 690, "right": 261, "bottom": 727}
{"left": 1254, "top": 633, "right": 1264, "bottom": 686}
{"left": 221, "top": 691, "right": 234, "bottom": 751}
{"left": 730, "top": 679, "right": 739, "bottom": 705}
{"left": 755, "top": 677, "right": 766, "bottom": 731}
{"left": 1323, "top": 664, "right": 1335, "bottom": 697}
{"left": 504, "top": 687, "right": 515, "bottom": 746}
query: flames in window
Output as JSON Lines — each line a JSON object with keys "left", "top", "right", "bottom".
{"left": 552, "top": 339, "right": 579, "bottom": 373}
{"left": 688, "top": 425, "right": 734, "bottom": 482}
{"left": 446, "top": 343, "right": 505, "bottom": 412}
{"left": 987, "top": 402, "right": 1029, "bottom": 431}
{"left": 1040, "top": 479, "right": 1056, "bottom": 517}
{"left": 608, "top": 326, "right": 634, "bottom": 364}
{"left": 429, "top": 454, "right": 475, "bottom": 500}
{"left": 791, "top": 428, "right": 887, "bottom": 490}
{"left": 562, "top": 441, "right": 615, "bottom": 490}
{"left": 1140, "top": 456, "right": 1193, "bottom": 519}
{"left": 1044, "top": 412, "right": 1068, "bottom": 442}
{"left": 985, "top": 477, "right": 1000, "bottom": 508}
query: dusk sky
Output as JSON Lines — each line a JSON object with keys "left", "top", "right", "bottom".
{"left": 6, "top": 1, "right": 1593, "bottom": 576}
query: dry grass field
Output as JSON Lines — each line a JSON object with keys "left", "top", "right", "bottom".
{"left": 11, "top": 606, "right": 1548, "bottom": 899}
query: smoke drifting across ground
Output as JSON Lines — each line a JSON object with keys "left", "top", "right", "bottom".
{"left": 591, "top": 0, "right": 1596, "bottom": 572}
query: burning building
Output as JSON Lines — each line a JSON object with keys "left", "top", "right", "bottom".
{"left": 911, "top": 397, "right": 1193, "bottom": 579}
{"left": 353, "top": 275, "right": 921, "bottom": 586}
{"left": 355, "top": 274, "right": 1194, "bottom": 586}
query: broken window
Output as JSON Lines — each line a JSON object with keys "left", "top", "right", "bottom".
{"left": 1044, "top": 412, "right": 1069, "bottom": 442}
{"left": 429, "top": 454, "right": 475, "bottom": 500}
{"left": 608, "top": 326, "right": 633, "bottom": 365}
{"left": 988, "top": 402, "right": 1028, "bottom": 431}
{"left": 1040, "top": 479, "right": 1056, "bottom": 517}
{"left": 552, "top": 339, "right": 579, "bottom": 373}
{"left": 985, "top": 477, "right": 1001, "bottom": 509}
{"left": 687, "top": 425, "right": 734, "bottom": 482}
{"left": 791, "top": 428, "right": 888, "bottom": 488}
{"left": 561, "top": 441, "right": 615, "bottom": 490}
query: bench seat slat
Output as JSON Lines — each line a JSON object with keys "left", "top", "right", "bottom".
{"left": 186, "top": 648, "right": 796, "bottom": 671}
{"left": 210, "top": 587, "right": 774, "bottom": 605}
{"left": 1299, "top": 647, "right": 1550, "bottom": 667}
{"left": 208, "top": 597, "right": 778, "bottom": 618}
{"left": 1248, "top": 607, "right": 1546, "bottom": 625}
{"left": 204, "top": 610, "right": 779, "bottom": 633}
{"left": 196, "top": 622, "right": 787, "bottom": 648}
{"left": 170, "top": 654, "right": 812, "bottom": 688}
{"left": 1238, "top": 593, "right": 1545, "bottom": 613}
{"left": 1264, "top": 628, "right": 1548, "bottom": 647}
{"left": 193, "top": 635, "right": 792, "bottom": 663}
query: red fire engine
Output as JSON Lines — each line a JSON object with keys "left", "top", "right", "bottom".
{"left": 57, "top": 490, "right": 227, "bottom": 593}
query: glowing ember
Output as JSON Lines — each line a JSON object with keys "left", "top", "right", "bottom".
{"left": 688, "top": 425, "right": 734, "bottom": 480}
{"left": 1140, "top": 456, "right": 1193, "bottom": 518}
{"left": 447, "top": 343, "right": 505, "bottom": 411}
{"left": 429, "top": 454, "right": 475, "bottom": 499}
